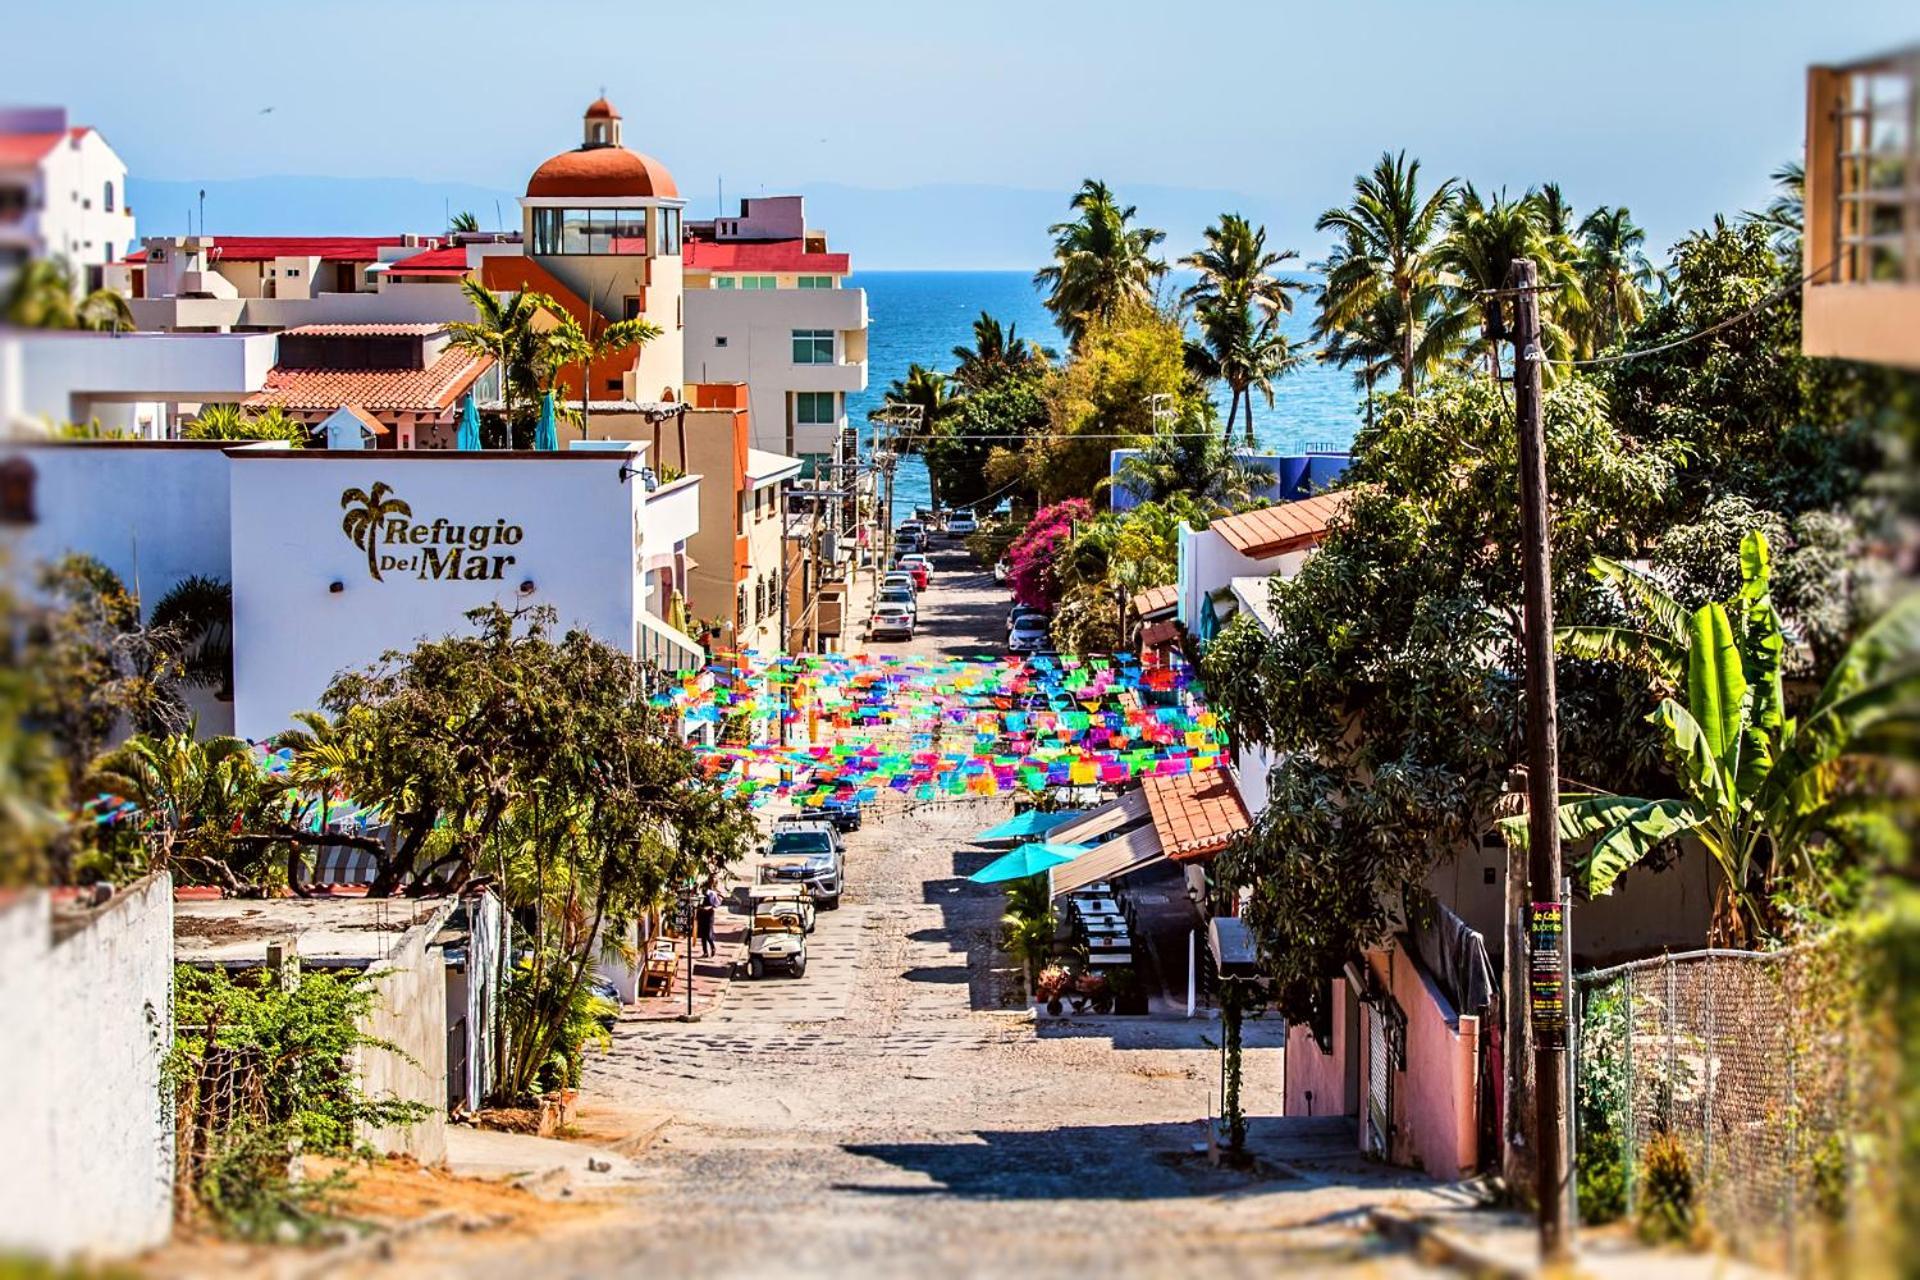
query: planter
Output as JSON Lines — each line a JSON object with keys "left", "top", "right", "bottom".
{"left": 1046, "top": 997, "right": 1063, "bottom": 1016}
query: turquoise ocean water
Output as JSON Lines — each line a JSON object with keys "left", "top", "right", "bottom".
{"left": 845, "top": 270, "right": 1362, "bottom": 513}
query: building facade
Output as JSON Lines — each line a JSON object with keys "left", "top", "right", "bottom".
{"left": 0, "top": 107, "right": 135, "bottom": 294}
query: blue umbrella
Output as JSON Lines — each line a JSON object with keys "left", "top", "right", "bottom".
{"left": 454, "top": 393, "right": 481, "bottom": 451}
{"left": 534, "top": 391, "right": 558, "bottom": 452}
{"left": 974, "top": 808, "right": 1084, "bottom": 844}
{"left": 968, "top": 841, "right": 1089, "bottom": 884}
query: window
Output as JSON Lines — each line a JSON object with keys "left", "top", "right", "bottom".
{"left": 605, "top": 378, "right": 622, "bottom": 392}
{"left": 286, "top": 268, "right": 300, "bottom": 278}
{"left": 754, "top": 579, "right": 765, "bottom": 621}
{"left": 797, "top": 275, "right": 833, "bottom": 289}
{"left": 736, "top": 585, "right": 747, "bottom": 624}
{"left": 715, "top": 277, "right": 736, "bottom": 290}
{"left": 102, "top": 181, "right": 114, "bottom": 213}
{"left": 623, "top": 295, "right": 642, "bottom": 320}
{"left": 795, "top": 391, "right": 836, "bottom": 425}
{"left": 0, "top": 457, "right": 37, "bottom": 525}
{"left": 530, "top": 208, "right": 650, "bottom": 255}
{"left": 792, "top": 329, "right": 833, "bottom": 364}
{"left": 655, "top": 207, "right": 681, "bottom": 256}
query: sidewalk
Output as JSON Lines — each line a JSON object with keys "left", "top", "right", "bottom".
{"left": 621, "top": 909, "right": 746, "bottom": 1022}
{"left": 1370, "top": 1204, "right": 1782, "bottom": 1280}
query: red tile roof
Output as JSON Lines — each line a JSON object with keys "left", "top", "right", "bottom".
{"left": 1209, "top": 490, "right": 1352, "bottom": 559}
{"left": 1142, "top": 767, "right": 1251, "bottom": 863}
{"left": 1130, "top": 583, "right": 1177, "bottom": 619}
{"left": 684, "top": 239, "right": 850, "bottom": 274}
{"left": 384, "top": 246, "right": 469, "bottom": 276}
{"left": 0, "top": 127, "right": 87, "bottom": 167}
{"left": 526, "top": 146, "right": 677, "bottom": 199}
{"left": 123, "top": 236, "right": 420, "bottom": 265}
{"left": 246, "top": 348, "right": 492, "bottom": 415}
{"left": 283, "top": 322, "right": 447, "bottom": 337}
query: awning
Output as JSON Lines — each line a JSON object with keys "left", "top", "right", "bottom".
{"left": 745, "top": 448, "right": 804, "bottom": 489}
{"left": 1043, "top": 790, "right": 1150, "bottom": 846}
{"left": 1049, "top": 824, "right": 1166, "bottom": 898}
{"left": 635, "top": 610, "right": 705, "bottom": 675}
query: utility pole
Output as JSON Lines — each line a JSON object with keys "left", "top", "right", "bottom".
{"left": 1509, "top": 257, "right": 1573, "bottom": 1263}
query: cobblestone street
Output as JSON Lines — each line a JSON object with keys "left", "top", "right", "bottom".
{"left": 355, "top": 541, "right": 1459, "bottom": 1278}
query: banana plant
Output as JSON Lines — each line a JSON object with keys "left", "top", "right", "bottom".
{"left": 1504, "top": 531, "right": 1919, "bottom": 939}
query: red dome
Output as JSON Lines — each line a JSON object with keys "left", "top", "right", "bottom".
{"left": 526, "top": 146, "right": 678, "bottom": 199}
{"left": 584, "top": 97, "right": 619, "bottom": 120}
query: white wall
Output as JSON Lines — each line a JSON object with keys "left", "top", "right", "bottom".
{"left": 229, "top": 449, "right": 646, "bottom": 739}
{"left": 1176, "top": 524, "right": 1267, "bottom": 632}
{"left": 0, "top": 330, "right": 274, "bottom": 431}
{"left": 0, "top": 874, "right": 175, "bottom": 1261}
{"left": 683, "top": 286, "right": 867, "bottom": 455}
{"left": 31, "top": 125, "right": 135, "bottom": 276}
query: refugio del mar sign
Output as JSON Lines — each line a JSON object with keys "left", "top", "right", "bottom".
{"left": 340, "top": 483, "right": 526, "bottom": 583}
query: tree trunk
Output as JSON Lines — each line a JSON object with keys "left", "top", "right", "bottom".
{"left": 580, "top": 355, "right": 592, "bottom": 441}
{"left": 1398, "top": 278, "right": 1416, "bottom": 392}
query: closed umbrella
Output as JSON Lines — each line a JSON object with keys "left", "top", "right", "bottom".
{"left": 454, "top": 393, "right": 481, "bottom": 451}
{"left": 968, "top": 841, "right": 1089, "bottom": 884}
{"left": 534, "top": 391, "right": 558, "bottom": 452}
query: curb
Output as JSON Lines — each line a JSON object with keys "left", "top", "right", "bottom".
{"left": 1369, "top": 1207, "right": 1532, "bottom": 1280}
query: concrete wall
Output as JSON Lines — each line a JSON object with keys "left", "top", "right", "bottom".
{"left": 1359, "top": 943, "right": 1481, "bottom": 1179}
{"left": 228, "top": 448, "right": 643, "bottom": 739}
{"left": 0, "top": 874, "right": 175, "bottom": 1261}
{"left": 1176, "top": 524, "right": 1267, "bottom": 632}
{"left": 0, "top": 331, "right": 275, "bottom": 431}
{"left": 682, "top": 286, "right": 867, "bottom": 455}
{"left": 1283, "top": 977, "right": 1359, "bottom": 1119}
{"left": 356, "top": 930, "right": 449, "bottom": 1162}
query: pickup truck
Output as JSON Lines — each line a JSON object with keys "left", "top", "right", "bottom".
{"left": 759, "top": 822, "right": 845, "bottom": 908}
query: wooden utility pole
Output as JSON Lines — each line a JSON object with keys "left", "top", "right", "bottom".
{"left": 1509, "top": 257, "right": 1573, "bottom": 1262}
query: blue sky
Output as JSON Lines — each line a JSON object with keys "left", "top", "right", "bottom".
{"left": 9, "top": 1, "right": 1916, "bottom": 266}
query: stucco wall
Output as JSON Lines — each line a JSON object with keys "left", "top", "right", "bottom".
{"left": 0, "top": 875, "right": 175, "bottom": 1260}
{"left": 1359, "top": 944, "right": 1480, "bottom": 1179}
{"left": 228, "top": 450, "right": 641, "bottom": 739}
{"left": 1283, "top": 977, "right": 1358, "bottom": 1119}
{"left": 682, "top": 286, "right": 867, "bottom": 455}
{"left": 356, "top": 933, "right": 449, "bottom": 1162}
{"left": 1176, "top": 524, "right": 1268, "bottom": 633}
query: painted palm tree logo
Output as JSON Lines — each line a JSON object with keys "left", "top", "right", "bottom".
{"left": 340, "top": 483, "right": 412, "bottom": 581}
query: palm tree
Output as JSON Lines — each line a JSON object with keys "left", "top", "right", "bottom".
{"left": 445, "top": 278, "right": 555, "bottom": 428}
{"left": 1435, "top": 185, "right": 1583, "bottom": 377}
{"left": 1314, "top": 151, "right": 1457, "bottom": 392}
{"left": 1536, "top": 182, "right": 1577, "bottom": 240}
{"left": 1578, "top": 206, "right": 1654, "bottom": 353}
{"left": 547, "top": 311, "right": 663, "bottom": 438}
{"left": 1316, "top": 234, "right": 1469, "bottom": 426}
{"left": 869, "top": 364, "right": 957, "bottom": 510}
{"left": 89, "top": 729, "right": 280, "bottom": 878}
{"left": 340, "top": 483, "right": 413, "bottom": 583}
{"left": 3, "top": 257, "right": 135, "bottom": 331}
{"left": 449, "top": 210, "right": 481, "bottom": 235}
{"left": 150, "top": 575, "right": 233, "bottom": 699}
{"left": 1187, "top": 301, "right": 1302, "bottom": 443}
{"left": 1744, "top": 161, "right": 1804, "bottom": 259}
{"left": 182, "top": 403, "right": 308, "bottom": 444}
{"left": 950, "top": 312, "right": 1052, "bottom": 390}
{"left": 1181, "top": 213, "right": 1305, "bottom": 321}
{"left": 1033, "top": 180, "right": 1167, "bottom": 347}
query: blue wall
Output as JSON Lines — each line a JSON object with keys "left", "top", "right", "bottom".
{"left": 1107, "top": 450, "right": 1350, "bottom": 513}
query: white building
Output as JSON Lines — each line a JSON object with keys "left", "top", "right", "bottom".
{"left": 0, "top": 328, "right": 276, "bottom": 437}
{"left": 682, "top": 196, "right": 868, "bottom": 477}
{"left": 1, "top": 439, "right": 704, "bottom": 740}
{"left": 0, "top": 107, "right": 135, "bottom": 294}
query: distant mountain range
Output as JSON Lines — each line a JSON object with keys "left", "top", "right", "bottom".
{"left": 126, "top": 175, "right": 1307, "bottom": 271}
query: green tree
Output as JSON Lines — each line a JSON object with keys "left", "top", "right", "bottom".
{"left": 870, "top": 363, "right": 959, "bottom": 510}
{"left": 1517, "top": 533, "right": 1920, "bottom": 942}
{"left": 926, "top": 370, "right": 1048, "bottom": 511}
{"left": 88, "top": 729, "right": 290, "bottom": 891}
{"left": 1181, "top": 213, "right": 1307, "bottom": 440}
{"left": 1435, "top": 184, "right": 1583, "bottom": 377}
{"left": 182, "top": 403, "right": 309, "bottom": 444}
{"left": 1578, "top": 205, "right": 1654, "bottom": 354}
{"left": 1314, "top": 151, "right": 1458, "bottom": 392}
{"left": 1033, "top": 179, "right": 1168, "bottom": 348}
{"left": 950, "top": 311, "right": 1052, "bottom": 391}
{"left": 150, "top": 575, "right": 234, "bottom": 698}
{"left": 544, "top": 310, "right": 662, "bottom": 438}
{"left": 449, "top": 209, "right": 481, "bottom": 235}
{"left": 2, "top": 257, "right": 135, "bottom": 331}
{"left": 445, "top": 278, "right": 556, "bottom": 428}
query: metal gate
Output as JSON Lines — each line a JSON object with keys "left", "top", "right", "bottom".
{"left": 1365, "top": 1006, "right": 1391, "bottom": 1158}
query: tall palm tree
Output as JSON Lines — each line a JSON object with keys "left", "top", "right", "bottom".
{"left": 1537, "top": 182, "right": 1577, "bottom": 240}
{"left": 1180, "top": 213, "right": 1305, "bottom": 321}
{"left": 3, "top": 257, "right": 135, "bottom": 331}
{"left": 1315, "top": 235, "right": 1469, "bottom": 425}
{"left": 448, "top": 210, "right": 481, "bottom": 235}
{"left": 1314, "top": 151, "right": 1457, "bottom": 392}
{"left": 150, "top": 575, "right": 233, "bottom": 699}
{"left": 869, "top": 364, "right": 957, "bottom": 510}
{"left": 1033, "top": 180, "right": 1167, "bottom": 348}
{"left": 339, "top": 483, "right": 413, "bottom": 583}
{"left": 1578, "top": 206, "right": 1654, "bottom": 353}
{"left": 1186, "top": 301, "right": 1302, "bottom": 443}
{"left": 1744, "top": 160, "right": 1804, "bottom": 260}
{"left": 539, "top": 311, "right": 661, "bottom": 438}
{"left": 445, "top": 278, "right": 554, "bottom": 427}
{"left": 1435, "top": 185, "right": 1583, "bottom": 378}
{"left": 950, "top": 312, "right": 1052, "bottom": 390}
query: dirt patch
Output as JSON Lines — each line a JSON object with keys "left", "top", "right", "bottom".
{"left": 314, "top": 1154, "right": 604, "bottom": 1233}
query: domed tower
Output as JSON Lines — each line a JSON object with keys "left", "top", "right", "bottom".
{"left": 507, "top": 98, "right": 685, "bottom": 405}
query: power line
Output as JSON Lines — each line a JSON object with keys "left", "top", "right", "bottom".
{"left": 1531, "top": 259, "right": 1831, "bottom": 369}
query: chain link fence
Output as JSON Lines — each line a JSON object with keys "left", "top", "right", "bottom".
{"left": 1574, "top": 941, "right": 1887, "bottom": 1268}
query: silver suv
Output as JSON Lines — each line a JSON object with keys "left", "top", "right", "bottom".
{"left": 760, "top": 821, "right": 845, "bottom": 907}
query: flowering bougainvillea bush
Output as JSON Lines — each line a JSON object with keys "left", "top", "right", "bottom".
{"left": 1006, "top": 499, "right": 1090, "bottom": 609}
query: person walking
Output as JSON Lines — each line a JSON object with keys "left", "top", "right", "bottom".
{"left": 697, "top": 881, "right": 721, "bottom": 959}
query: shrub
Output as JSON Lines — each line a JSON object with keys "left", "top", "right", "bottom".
{"left": 1637, "top": 1131, "right": 1697, "bottom": 1245}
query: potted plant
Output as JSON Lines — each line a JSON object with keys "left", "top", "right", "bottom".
{"left": 1105, "top": 966, "right": 1144, "bottom": 1015}
{"left": 1077, "top": 970, "right": 1111, "bottom": 1015}
{"left": 1035, "top": 965, "right": 1071, "bottom": 1016}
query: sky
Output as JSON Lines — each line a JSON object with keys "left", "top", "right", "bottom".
{"left": 8, "top": 0, "right": 1917, "bottom": 267}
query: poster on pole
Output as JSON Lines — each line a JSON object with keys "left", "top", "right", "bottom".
{"left": 1529, "top": 901, "right": 1567, "bottom": 1048}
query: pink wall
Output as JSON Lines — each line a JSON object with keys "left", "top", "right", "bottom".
{"left": 1356, "top": 945, "right": 1481, "bottom": 1178}
{"left": 1284, "top": 978, "right": 1356, "bottom": 1118}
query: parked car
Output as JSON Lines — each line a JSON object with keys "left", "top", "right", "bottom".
{"left": 894, "top": 522, "right": 925, "bottom": 552}
{"left": 742, "top": 903, "right": 808, "bottom": 978}
{"left": 821, "top": 796, "right": 863, "bottom": 832}
{"left": 746, "top": 883, "right": 817, "bottom": 933}
{"left": 1009, "top": 614, "right": 1052, "bottom": 653}
{"left": 761, "top": 822, "right": 845, "bottom": 908}
{"left": 882, "top": 572, "right": 919, "bottom": 600}
{"left": 947, "top": 511, "right": 979, "bottom": 536}
{"left": 870, "top": 601, "right": 916, "bottom": 641}
{"left": 896, "top": 558, "right": 931, "bottom": 590}
{"left": 1008, "top": 602, "right": 1049, "bottom": 630}
{"left": 879, "top": 585, "right": 918, "bottom": 618}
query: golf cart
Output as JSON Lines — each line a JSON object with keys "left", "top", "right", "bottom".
{"left": 746, "top": 882, "right": 817, "bottom": 933}
{"left": 740, "top": 900, "right": 808, "bottom": 978}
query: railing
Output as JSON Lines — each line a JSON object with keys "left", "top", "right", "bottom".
{"left": 1809, "top": 47, "right": 1919, "bottom": 286}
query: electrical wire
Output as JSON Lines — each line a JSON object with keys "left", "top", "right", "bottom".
{"left": 1530, "top": 259, "right": 1832, "bottom": 369}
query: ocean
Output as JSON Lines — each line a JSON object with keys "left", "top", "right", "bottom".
{"left": 844, "top": 270, "right": 1363, "bottom": 514}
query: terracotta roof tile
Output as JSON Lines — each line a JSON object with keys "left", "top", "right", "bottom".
{"left": 282, "top": 322, "right": 448, "bottom": 337}
{"left": 1210, "top": 490, "right": 1352, "bottom": 559}
{"left": 246, "top": 348, "right": 491, "bottom": 415}
{"left": 382, "top": 246, "right": 468, "bottom": 276}
{"left": 1130, "top": 583, "right": 1177, "bottom": 619}
{"left": 1142, "top": 767, "right": 1250, "bottom": 863}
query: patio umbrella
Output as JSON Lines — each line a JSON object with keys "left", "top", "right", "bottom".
{"left": 968, "top": 841, "right": 1089, "bottom": 884}
{"left": 974, "top": 808, "right": 1082, "bottom": 844}
{"left": 454, "top": 393, "right": 481, "bottom": 451}
{"left": 534, "top": 390, "right": 559, "bottom": 451}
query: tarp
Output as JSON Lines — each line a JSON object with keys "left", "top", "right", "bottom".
{"left": 974, "top": 809, "right": 1083, "bottom": 843}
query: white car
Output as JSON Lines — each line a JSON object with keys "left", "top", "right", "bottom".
{"left": 1008, "top": 614, "right": 1052, "bottom": 653}
{"left": 947, "top": 512, "right": 979, "bottom": 536}
{"left": 878, "top": 585, "right": 918, "bottom": 620}
{"left": 870, "top": 602, "right": 916, "bottom": 640}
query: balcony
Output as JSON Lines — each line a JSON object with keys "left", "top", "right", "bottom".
{"left": 1804, "top": 46, "right": 1920, "bottom": 368}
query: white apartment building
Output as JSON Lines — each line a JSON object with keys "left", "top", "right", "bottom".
{"left": 0, "top": 107, "right": 136, "bottom": 294}
{"left": 682, "top": 196, "right": 868, "bottom": 479}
